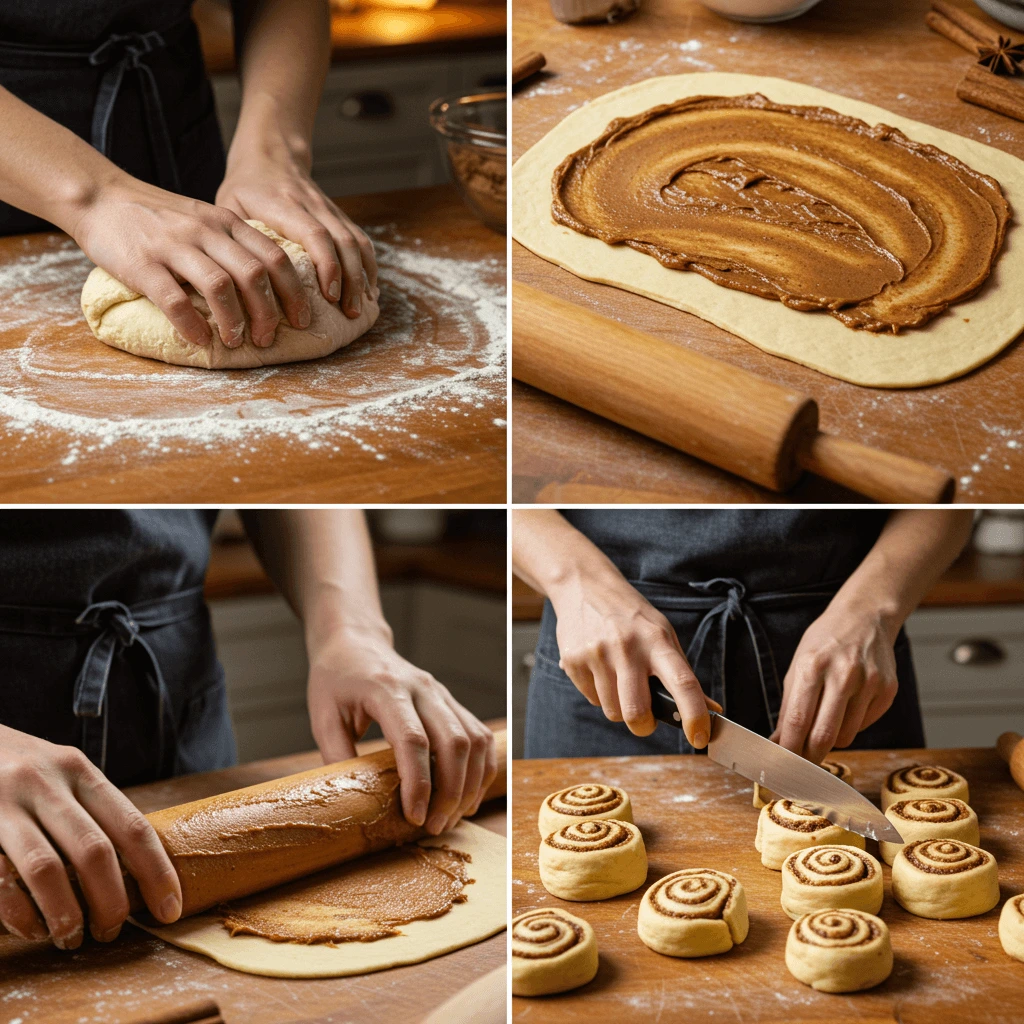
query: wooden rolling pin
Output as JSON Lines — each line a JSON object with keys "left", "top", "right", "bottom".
{"left": 513, "top": 284, "right": 955, "bottom": 503}
{"left": 2, "top": 729, "right": 506, "bottom": 930}
{"left": 998, "top": 731, "right": 1024, "bottom": 792}
{"left": 512, "top": 50, "right": 546, "bottom": 85}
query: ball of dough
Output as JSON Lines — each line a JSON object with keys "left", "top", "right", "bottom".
{"left": 81, "top": 220, "right": 380, "bottom": 369}
{"left": 539, "top": 819, "right": 647, "bottom": 901}
{"left": 879, "top": 798, "right": 979, "bottom": 865}
{"left": 891, "top": 839, "right": 998, "bottom": 919}
{"left": 785, "top": 909, "right": 893, "bottom": 993}
{"left": 880, "top": 764, "right": 968, "bottom": 811}
{"left": 637, "top": 868, "right": 748, "bottom": 957}
{"left": 511, "top": 907, "right": 599, "bottom": 996}
{"left": 537, "top": 783, "right": 632, "bottom": 836}
{"left": 753, "top": 760, "right": 852, "bottom": 809}
{"left": 999, "top": 893, "right": 1024, "bottom": 963}
{"left": 755, "top": 800, "right": 865, "bottom": 870}
{"left": 780, "top": 845, "right": 883, "bottom": 921}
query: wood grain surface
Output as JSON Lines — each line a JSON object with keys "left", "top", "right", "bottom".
{"left": 0, "top": 185, "right": 506, "bottom": 504}
{"left": 511, "top": 0, "right": 1024, "bottom": 503}
{"left": 0, "top": 722, "right": 507, "bottom": 1024}
{"left": 512, "top": 746, "right": 1023, "bottom": 1023}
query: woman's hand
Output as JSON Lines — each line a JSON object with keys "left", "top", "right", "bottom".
{"left": 549, "top": 574, "right": 720, "bottom": 748}
{"left": 216, "top": 143, "right": 377, "bottom": 321}
{"left": 305, "top": 623, "right": 496, "bottom": 837}
{"left": 771, "top": 596, "right": 900, "bottom": 765}
{"left": 72, "top": 174, "right": 311, "bottom": 351}
{"left": 0, "top": 726, "right": 182, "bottom": 949}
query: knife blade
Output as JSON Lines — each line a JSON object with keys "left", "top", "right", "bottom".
{"left": 648, "top": 679, "right": 902, "bottom": 844}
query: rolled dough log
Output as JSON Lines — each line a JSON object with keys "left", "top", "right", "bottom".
{"left": 891, "top": 839, "right": 999, "bottom": 919}
{"left": 538, "top": 819, "right": 647, "bottom": 900}
{"left": 785, "top": 909, "right": 893, "bottom": 993}
{"left": 999, "top": 893, "right": 1024, "bottom": 962}
{"left": 511, "top": 907, "right": 599, "bottom": 996}
{"left": 755, "top": 799, "right": 865, "bottom": 870}
{"left": 880, "top": 764, "right": 969, "bottom": 810}
{"left": 511, "top": 73, "right": 1024, "bottom": 387}
{"left": 81, "top": 220, "right": 379, "bottom": 369}
{"left": 780, "top": 845, "right": 883, "bottom": 921}
{"left": 537, "top": 783, "right": 633, "bottom": 836}
{"left": 134, "top": 820, "right": 505, "bottom": 978}
{"left": 879, "top": 798, "right": 979, "bottom": 865}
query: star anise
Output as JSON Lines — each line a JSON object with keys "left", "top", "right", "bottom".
{"left": 976, "top": 35, "right": 1024, "bottom": 76}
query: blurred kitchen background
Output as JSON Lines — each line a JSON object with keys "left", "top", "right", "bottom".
{"left": 194, "top": 0, "right": 505, "bottom": 222}
{"left": 512, "top": 511, "right": 1024, "bottom": 757}
{"left": 209, "top": 509, "right": 505, "bottom": 761}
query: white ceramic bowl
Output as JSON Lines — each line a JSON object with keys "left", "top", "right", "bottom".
{"left": 698, "top": 0, "right": 822, "bottom": 22}
{"left": 974, "top": 0, "right": 1024, "bottom": 31}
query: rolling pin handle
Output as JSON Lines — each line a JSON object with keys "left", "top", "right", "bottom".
{"left": 997, "top": 731, "right": 1022, "bottom": 764}
{"left": 798, "top": 431, "right": 955, "bottom": 504}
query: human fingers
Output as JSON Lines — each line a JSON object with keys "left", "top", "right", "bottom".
{"left": 775, "top": 654, "right": 827, "bottom": 757}
{"left": 0, "top": 852, "right": 47, "bottom": 941}
{"left": 308, "top": 692, "right": 359, "bottom": 766}
{"left": 590, "top": 656, "right": 623, "bottom": 723}
{"left": 376, "top": 696, "right": 432, "bottom": 828}
{"left": 169, "top": 250, "right": 248, "bottom": 350}
{"left": 557, "top": 650, "right": 600, "bottom": 706}
{"left": 803, "top": 660, "right": 863, "bottom": 765}
{"left": 326, "top": 220, "right": 370, "bottom": 318}
{"left": 413, "top": 689, "right": 470, "bottom": 836}
{"left": 284, "top": 212, "right": 346, "bottom": 310}
{"left": 649, "top": 644, "right": 710, "bottom": 749}
{"left": 138, "top": 266, "right": 211, "bottom": 347}
{"left": 229, "top": 219, "right": 311, "bottom": 333}
{"left": 441, "top": 694, "right": 495, "bottom": 822}
{"left": 614, "top": 656, "right": 656, "bottom": 737}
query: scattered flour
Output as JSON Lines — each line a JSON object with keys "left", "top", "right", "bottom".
{"left": 0, "top": 228, "right": 505, "bottom": 471}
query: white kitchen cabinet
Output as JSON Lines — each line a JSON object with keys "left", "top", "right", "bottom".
{"left": 209, "top": 50, "right": 505, "bottom": 198}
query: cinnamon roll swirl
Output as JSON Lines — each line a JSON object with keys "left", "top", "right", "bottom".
{"left": 512, "top": 907, "right": 599, "bottom": 996}
{"left": 880, "top": 764, "right": 969, "bottom": 811}
{"left": 879, "top": 797, "right": 979, "bottom": 865}
{"left": 755, "top": 799, "right": 865, "bottom": 870}
{"left": 892, "top": 839, "right": 999, "bottom": 919}
{"left": 539, "top": 819, "right": 648, "bottom": 900}
{"left": 998, "top": 893, "right": 1024, "bottom": 963}
{"left": 785, "top": 909, "right": 892, "bottom": 992}
{"left": 637, "top": 868, "right": 749, "bottom": 957}
{"left": 538, "top": 783, "right": 633, "bottom": 836}
{"left": 781, "top": 845, "right": 883, "bottom": 920}
{"left": 752, "top": 760, "right": 852, "bottom": 809}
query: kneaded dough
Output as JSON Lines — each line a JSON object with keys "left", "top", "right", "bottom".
{"left": 133, "top": 821, "right": 504, "bottom": 978}
{"left": 880, "top": 764, "right": 969, "bottom": 811}
{"left": 512, "top": 907, "right": 599, "bottom": 996}
{"left": 755, "top": 799, "right": 865, "bottom": 870}
{"left": 999, "top": 893, "right": 1024, "bottom": 962}
{"left": 637, "top": 868, "right": 748, "bottom": 958}
{"left": 785, "top": 909, "right": 892, "bottom": 993}
{"left": 780, "top": 845, "right": 883, "bottom": 921}
{"left": 511, "top": 73, "right": 1024, "bottom": 387}
{"left": 879, "top": 797, "right": 979, "bottom": 866}
{"left": 891, "top": 839, "right": 999, "bottom": 920}
{"left": 81, "top": 220, "right": 379, "bottom": 369}
{"left": 537, "top": 783, "right": 633, "bottom": 836}
{"left": 538, "top": 819, "right": 647, "bottom": 900}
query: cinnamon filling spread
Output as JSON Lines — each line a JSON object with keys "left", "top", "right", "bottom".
{"left": 551, "top": 94, "right": 1010, "bottom": 333}
{"left": 512, "top": 909, "right": 584, "bottom": 959}
{"left": 892, "top": 798, "right": 969, "bottom": 821}
{"left": 903, "top": 839, "right": 989, "bottom": 875}
{"left": 545, "top": 819, "right": 632, "bottom": 851}
{"left": 219, "top": 845, "right": 472, "bottom": 944}
{"left": 797, "top": 909, "right": 879, "bottom": 945}
{"left": 887, "top": 765, "right": 959, "bottom": 793}
{"left": 647, "top": 869, "right": 736, "bottom": 919}
{"left": 789, "top": 847, "right": 874, "bottom": 886}
{"left": 546, "top": 784, "right": 624, "bottom": 816}
{"left": 769, "top": 800, "right": 832, "bottom": 832}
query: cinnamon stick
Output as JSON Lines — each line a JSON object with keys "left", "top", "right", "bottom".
{"left": 931, "top": 0, "right": 1000, "bottom": 46}
{"left": 957, "top": 63, "right": 1024, "bottom": 121}
{"left": 512, "top": 50, "right": 546, "bottom": 85}
{"left": 926, "top": 9, "right": 983, "bottom": 54}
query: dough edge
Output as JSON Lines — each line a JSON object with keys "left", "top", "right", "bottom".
{"left": 133, "top": 820, "right": 505, "bottom": 978}
{"left": 511, "top": 72, "right": 1024, "bottom": 388}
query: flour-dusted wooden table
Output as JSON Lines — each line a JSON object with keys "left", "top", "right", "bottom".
{"left": 0, "top": 730, "right": 507, "bottom": 1024}
{"left": 0, "top": 185, "right": 506, "bottom": 503}
{"left": 511, "top": 0, "right": 1024, "bottom": 503}
{"left": 513, "top": 747, "right": 1023, "bottom": 1023}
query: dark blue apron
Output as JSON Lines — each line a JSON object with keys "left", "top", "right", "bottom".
{"left": 524, "top": 510, "right": 925, "bottom": 758}
{"left": 0, "top": 2, "right": 226, "bottom": 235}
{"left": 0, "top": 511, "right": 236, "bottom": 786}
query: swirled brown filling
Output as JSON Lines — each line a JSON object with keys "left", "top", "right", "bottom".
{"left": 545, "top": 820, "right": 633, "bottom": 851}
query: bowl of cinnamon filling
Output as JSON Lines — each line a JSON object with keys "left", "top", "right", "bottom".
{"left": 698, "top": 0, "right": 822, "bottom": 21}
{"left": 429, "top": 92, "right": 507, "bottom": 233}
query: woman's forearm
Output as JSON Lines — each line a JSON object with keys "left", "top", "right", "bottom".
{"left": 228, "top": 0, "right": 331, "bottom": 171}
{"left": 828, "top": 509, "right": 974, "bottom": 640}
{"left": 0, "top": 85, "right": 127, "bottom": 233}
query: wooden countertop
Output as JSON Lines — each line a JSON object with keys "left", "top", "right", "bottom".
{"left": 0, "top": 720, "right": 507, "bottom": 1024}
{"left": 511, "top": 0, "right": 1024, "bottom": 504}
{"left": 512, "top": 548, "right": 1024, "bottom": 620}
{"left": 205, "top": 536, "right": 507, "bottom": 600}
{"left": 512, "top": 746, "right": 1023, "bottom": 1022}
{"left": 0, "top": 185, "right": 506, "bottom": 503}
{"left": 195, "top": 0, "right": 506, "bottom": 70}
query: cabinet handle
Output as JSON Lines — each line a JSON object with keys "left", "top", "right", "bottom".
{"left": 949, "top": 639, "right": 1005, "bottom": 666}
{"left": 522, "top": 652, "right": 536, "bottom": 670}
{"left": 339, "top": 91, "right": 395, "bottom": 120}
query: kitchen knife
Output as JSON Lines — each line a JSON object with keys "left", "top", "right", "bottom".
{"left": 648, "top": 679, "right": 902, "bottom": 844}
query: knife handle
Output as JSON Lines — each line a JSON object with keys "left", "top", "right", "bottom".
{"left": 649, "top": 676, "right": 682, "bottom": 728}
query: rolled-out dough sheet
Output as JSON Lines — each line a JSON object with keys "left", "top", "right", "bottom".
{"left": 134, "top": 821, "right": 505, "bottom": 978}
{"left": 511, "top": 73, "right": 1024, "bottom": 387}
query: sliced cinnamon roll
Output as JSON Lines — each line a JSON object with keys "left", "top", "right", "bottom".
{"left": 880, "top": 797, "right": 979, "bottom": 865}
{"left": 786, "top": 909, "right": 892, "bottom": 992}
{"left": 755, "top": 799, "right": 865, "bottom": 870}
{"left": 781, "top": 845, "right": 883, "bottom": 920}
{"left": 512, "top": 907, "right": 599, "bottom": 996}
{"left": 637, "top": 868, "right": 748, "bottom": 957}
{"left": 999, "top": 893, "right": 1024, "bottom": 963}
{"left": 539, "top": 819, "right": 647, "bottom": 900}
{"left": 538, "top": 783, "right": 633, "bottom": 836}
{"left": 891, "top": 839, "right": 999, "bottom": 919}
{"left": 752, "top": 759, "right": 853, "bottom": 809}
{"left": 880, "top": 764, "right": 969, "bottom": 811}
